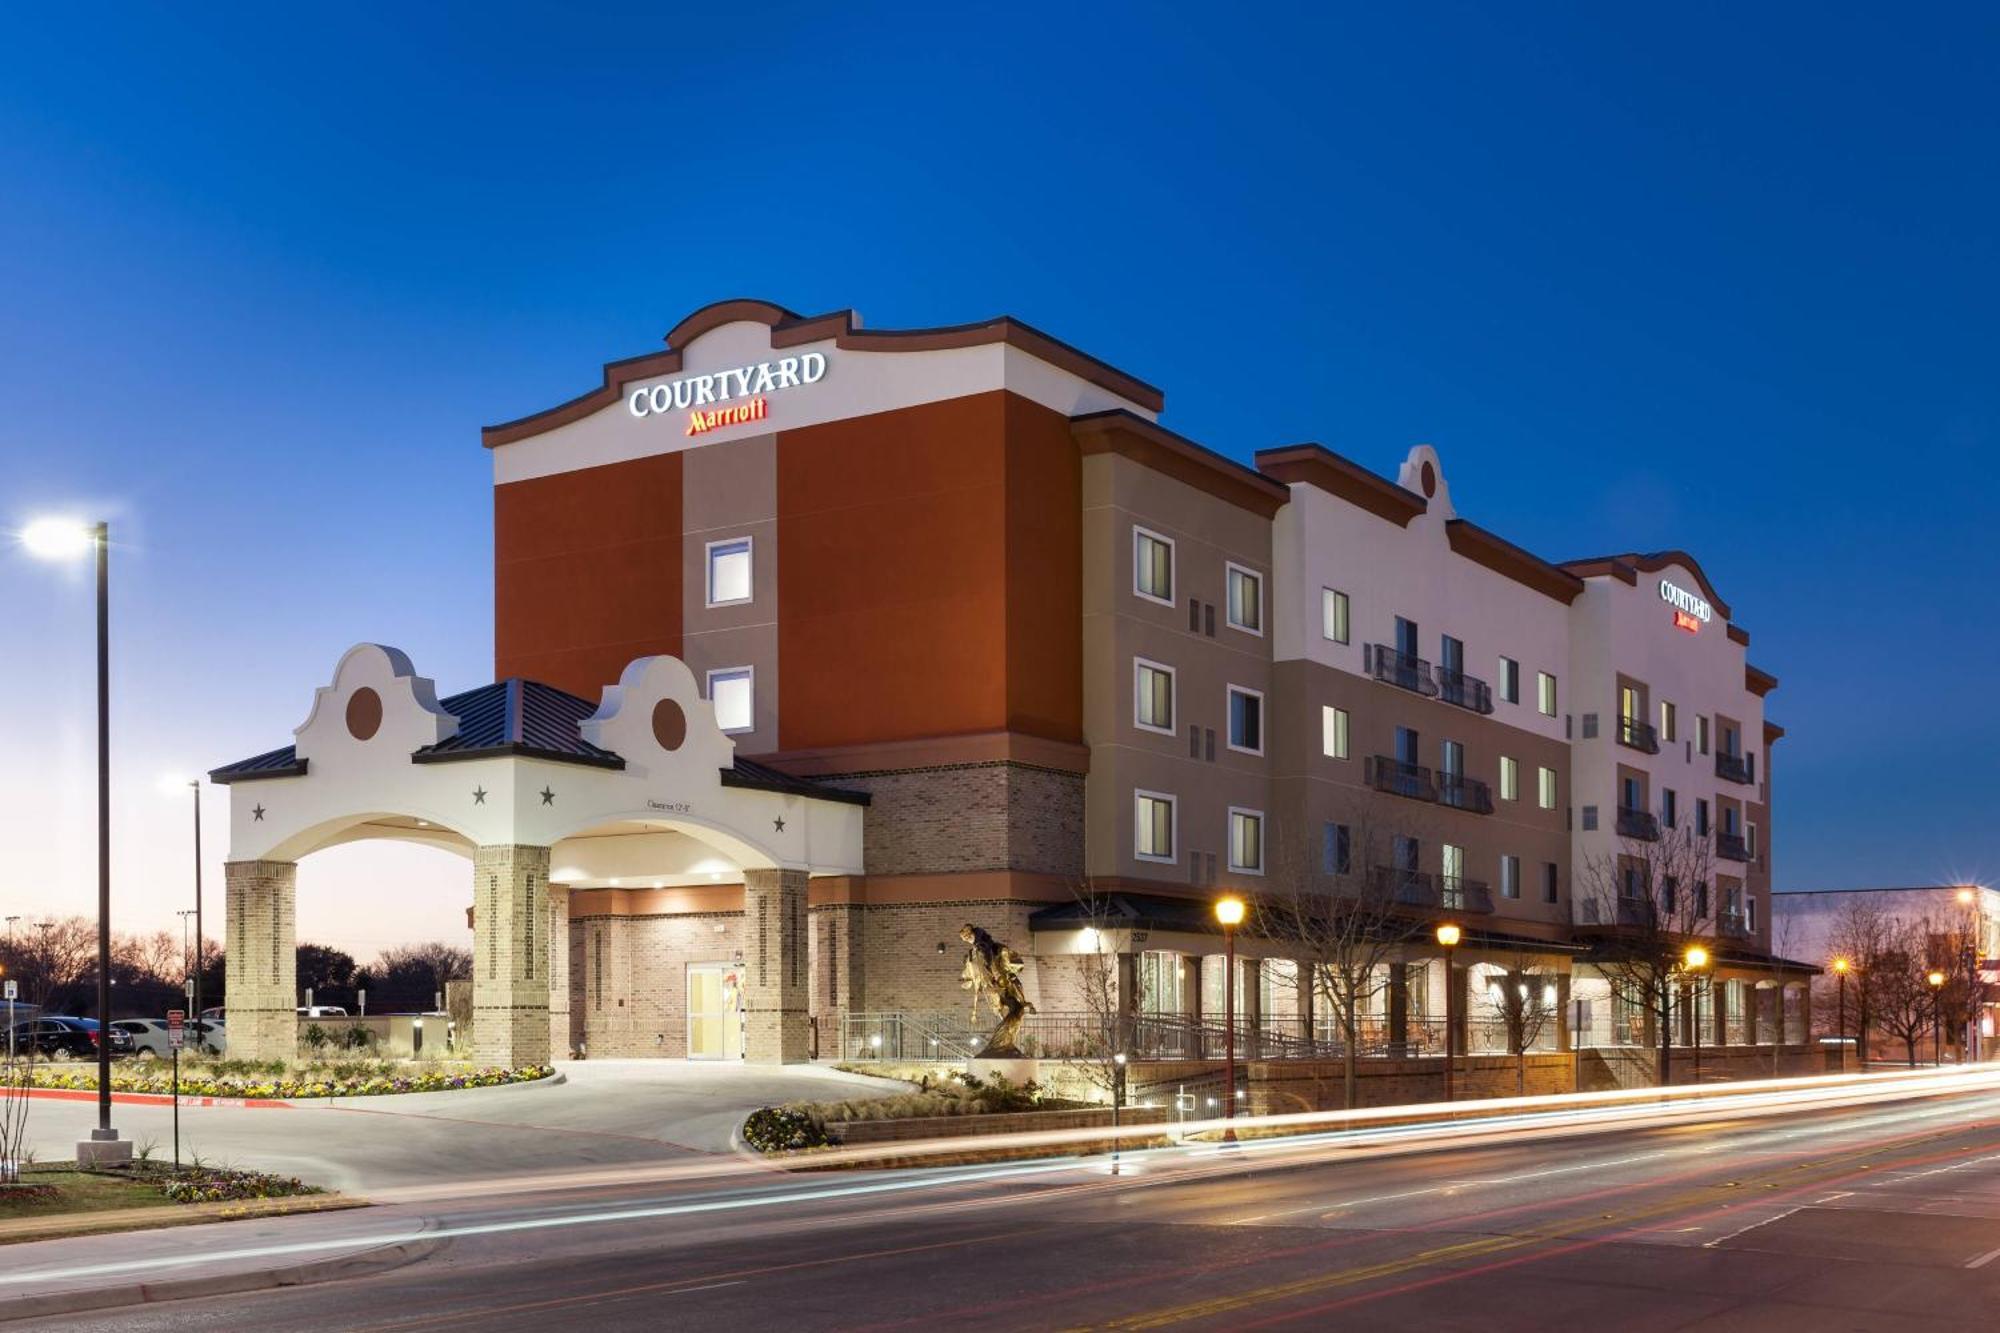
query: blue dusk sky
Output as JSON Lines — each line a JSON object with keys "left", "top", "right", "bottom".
{"left": 2, "top": 4, "right": 1996, "bottom": 959}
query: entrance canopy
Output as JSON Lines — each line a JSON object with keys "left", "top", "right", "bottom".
{"left": 210, "top": 644, "right": 867, "bottom": 880}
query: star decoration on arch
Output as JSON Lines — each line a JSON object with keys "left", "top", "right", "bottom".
{"left": 773, "top": 815, "right": 786, "bottom": 832}
{"left": 540, "top": 787, "right": 555, "bottom": 806}
{"left": 252, "top": 804, "right": 266, "bottom": 822}
{"left": 472, "top": 787, "right": 487, "bottom": 805}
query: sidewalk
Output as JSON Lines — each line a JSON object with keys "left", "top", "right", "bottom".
{"left": 0, "top": 1202, "right": 432, "bottom": 1323}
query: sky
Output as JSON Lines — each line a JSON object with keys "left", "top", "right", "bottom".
{"left": 2, "top": 3, "right": 1996, "bottom": 961}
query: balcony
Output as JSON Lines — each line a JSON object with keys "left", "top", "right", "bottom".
{"left": 1436, "top": 667, "right": 1494, "bottom": 715}
{"left": 1616, "top": 806, "right": 1661, "bottom": 841}
{"left": 1718, "top": 910, "right": 1752, "bottom": 939}
{"left": 1716, "top": 831, "right": 1750, "bottom": 862}
{"left": 1438, "top": 874, "right": 1495, "bottom": 914}
{"left": 1437, "top": 772, "right": 1495, "bottom": 815}
{"left": 1716, "top": 751, "right": 1754, "bottom": 785}
{"left": 1369, "top": 645, "right": 1439, "bottom": 698}
{"left": 1581, "top": 896, "right": 1657, "bottom": 928}
{"left": 1366, "top": 755, "right": 1437, "bottom": 803}
{"left": 1616, "top": 715, "right": 1660, "bottom": 754}
{"left": 1368, "top": 865, "right": 1437, "bottom": 909}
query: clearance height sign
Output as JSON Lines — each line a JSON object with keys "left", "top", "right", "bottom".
{"left": 627, "top": 352, "right": 829, "bottom": 437}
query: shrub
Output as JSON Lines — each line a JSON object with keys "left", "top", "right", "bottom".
{"left": 302, "top": 1024, "right": 330, "bottom": 1053}
{"left": 341, "top": 1025, "right": 374, "bottom": 1051}
{"left": 743, "top": 1106, "right": 829, "bottom": 1152}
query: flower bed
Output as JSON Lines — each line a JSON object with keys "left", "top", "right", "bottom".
{"left": 744, "top": 1070, "right": 1087, "bottom": 1155}
{"left": 27, "top": 1061, "right": 554, "bottom": 1100}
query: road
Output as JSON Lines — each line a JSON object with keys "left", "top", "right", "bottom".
{"left": 17, "top": 1078, "right": 2000, "bottom": 1330}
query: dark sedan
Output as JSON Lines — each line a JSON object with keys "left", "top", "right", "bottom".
{"left": 7, "top": 1016, "right": 135, "bottom": 1061}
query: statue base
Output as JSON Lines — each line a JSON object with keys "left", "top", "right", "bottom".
{"left": 968, "top": 1057, "right": 1040, "bottom": 1087}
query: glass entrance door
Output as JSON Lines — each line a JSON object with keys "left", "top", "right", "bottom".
{"left": 686, "top": 963, "right": 744, "bottom": 1060}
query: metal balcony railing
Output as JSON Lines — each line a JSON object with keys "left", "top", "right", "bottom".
{"left": 1366, "top": 755, "right": 1437, "bottom": 803}
{"left": 1716, "top": 751, "right": 1754, "bottom": 785}
{"left": 1437, "top": 771, "right": 1495, "bottom": 815}
{"left": 1369, "top": 865, "right": 1438, "bottom": 909}
{"left": 1369, "top": 645, "right": 1439, "bottom": 698}
{"left": 1616, "top": 716, "right": 1660, "bottom": 754}
{"left": 1718, "top": 911, "right": 1752, "bottom": 939}
{"left": 1616, "top": 806, "right": 1661, "bottom": 841}
{"left": 1581, "top": 896, "right": 1656, "bottom": 928}
{"left": 1439, "top": 874, "right": 1495, "bottom": 914}
{"left": 1436, "top": 668, "right": 1494, "bottom": 715}
{"left": 1716, "top": 831, "right": 1750, "bottom": 862}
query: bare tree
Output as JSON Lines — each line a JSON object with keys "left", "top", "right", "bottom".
{"left": 1578, "top": 825, "right": 1717, "bottom": 1086}
{"left": 1825, "top": 897, "right": 1897, "bottom": 1063}
{"left": 1058, "top": 882, "right": 1131, "bottom": 1103}
{"left": 0, "top": 1039, "right": 31, "bottom": 1184}
{"left": 1871, "top": 918, "right": 1936, "bottom": 1067}
{"left": 1257, "top": 813, "right": 1420, "bottom": 1111}
{"left": 1472, "top": 945, "right": 1562, "bottom": 1095}
{"left": 7, "top": 918, "right": 95, "bottom": 1012}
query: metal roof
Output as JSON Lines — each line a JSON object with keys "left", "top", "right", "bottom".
{"left": 1029, "top": 892, "right": 1587, "bottom": 954}
{"left": 208, "top": 745, "right": 308, "bottom": 784}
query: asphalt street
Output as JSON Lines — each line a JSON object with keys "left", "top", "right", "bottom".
{"left": 16, "top": 1078, "right": 2000, "bottom": 1330}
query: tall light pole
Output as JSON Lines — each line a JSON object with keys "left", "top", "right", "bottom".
{"left": 1928, "top": 969, "right": 1946, "bottom": 1066}
{"left": 1215, "top": 895, "right": 1245, "bottom": 1140}
{"left": 162, "top": 777, "right": 205, "bottom": 1022}
{"left": 1957, "top": 887, "right": 1979, "bottom": 1063}
{"left": 1437, "top": 923, "right": 1461, "bottom": 1102}
{"left": 23, "top": 516, "right": 127, "bottom": 1161}
{"left": 1684, "top": 945, "right": 1710, "bottom": 1085}
{"left": 1831, "top": 956, "right": 1850, "bottom": 1062}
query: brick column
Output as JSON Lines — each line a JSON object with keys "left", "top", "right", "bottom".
{"left": 1387, "top": 962, "right": 1410, "bottom": 1056}
{"left": 472, "top": 844, "right": 554, "bottom": 1067}
{"left": 1555, "top": 972, "right": 1573, "bottom": 1051}
{"left": 546, "top": 882, "right": 572, "bottom": 1059}
{"left": 225, "top": 860, "right": 298, "bottom": 1062}
{"left": 743, "top": 868, "right": 810, "bottom": 1063}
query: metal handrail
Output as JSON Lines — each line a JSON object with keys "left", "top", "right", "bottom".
{"left": 1437, "top": 772, "right": 1494, "bottom": 815}
{"left": 1436, "top": 668, "right": 1494, "bottom": 715}
{"left": 1369, "top": 865, "right": 1438, "bottom": 908}
{"left": 1718, "top": 911, "right": 1752, "bottom": 939}
{"left": 1616, "top": 716, "right": 1660, "bottom": 754}
{"left": 1366, "top": 755, "right": 1437, "bottom": 802}
{"left": 1715, "top": 751, "right": 1753, "bottom": 785}
{"left": 1439, "top": 874, "right": 1495, "bottom": 914}
{"left": 1369, "top": 645, "right": 1439, "bottom": 697}
{"left": 1616, "top": 807, "right": 1661, "bottom": 841}
{"left": 1716, "top": 832, "right": 1750, "bottom": 862}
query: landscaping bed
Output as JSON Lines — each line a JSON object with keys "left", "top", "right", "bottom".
{"left": 744, "top": 1069, "right": 1113, "bottom": 1161}
{"left": 0, "top": 1160, "right": 341, "bottom": 1243}
{"left": 26, "top": 1058, "right": 556, "bottom": 1101}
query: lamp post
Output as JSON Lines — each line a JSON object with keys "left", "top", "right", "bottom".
{"left": 23, "top": 517, "right": 127, "bottom": 1162}
{"left": 1928, "top": 970, "right": 1946, "bottom": 1066}
{"left": 1436, "top": 923, "right": 1461, "bottom": 1102}
{"left": 1215, "top": 896, "right": 1245, "bottom": 1140}
{"left": 1831, "top": 957, "right": 1850, "bottom": 1063}
{"left": 162, "top": 777, "right": 205, "bottom": 1023}
{"left": 1956, "top": 887, "right": 1979, "bottom": 1063}
{"left": 1684, "top": 945, "right": 1710, "bottom": 1086}
{"left": 1111, "top": 1050, "right": 1127, "bottom": 1174}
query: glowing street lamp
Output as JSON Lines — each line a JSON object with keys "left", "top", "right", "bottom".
{"left": 21, "top": 516, "right": 127, "bottom": 1162}
{"left": 1215, "top": 896, "right": 1246, "bottom": 1139}
{"left": 1437, "top": 923, "right": 1462, "bottom": 1101}
{"left": 1955, "top": 887, "right": 1980, "bottom": 1063}
{"left": 1928, "top": 969, "right": 1947, "bottom": 1066}
{"left": 1683, "top": 945, "right": 1710, "bottom": 1085}
{"left": 1831, "top": 957, "right": 1851, "bottom": 1056}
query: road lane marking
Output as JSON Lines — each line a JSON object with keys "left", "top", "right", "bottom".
{"left": 1965, "top": 1245, "right": 2000, "bottom": 1269}
{"left": 1702, "top": 1204, "right": 1806, "bottom": 1248}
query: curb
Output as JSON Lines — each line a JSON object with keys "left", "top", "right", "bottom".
{"left": 0, "top": 1232, "right": 441, "bottom": 1323}
{"left": 22, "top": 1088, "right": 291, "bottom": 1110}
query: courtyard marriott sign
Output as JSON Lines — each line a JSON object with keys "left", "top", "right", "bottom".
{"left": 627, "top": 352, "right": 829, "bottom": 436}
{"left": 1659, "top": 578, "right": 1713, "bottom": 633}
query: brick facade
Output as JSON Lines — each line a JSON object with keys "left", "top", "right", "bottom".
{"left": 224, "top": 860, "right": 298, "bottom": 1062}
{"left": 829, "top": 763, "right": 1084, "bottom": 879}
{"left": 471, "top": 844, "right": 555, "bottom": 1067}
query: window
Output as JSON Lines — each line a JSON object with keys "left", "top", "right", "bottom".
{"left": 1620, "top": 774, "right": 1644, "bottom": 813}
{"left": 1137, "top": 951, "right": 1183, "bottom": 1014}
{"left": 705, "top": 537, "right": 753, "bottom": 607}
{"left": 1500, "top": 855, "right": 1521, "bottom": 899}
{"left": 1227, "top": 686, "right": 1264, "bottom": 754}
{"left": 1748, "top": 821, "right": 1759, "bottom": 858}
{"left": 1537, "top": 672, "right": 1558, "bottom": 717}
{"left": 1225, "top": 564, "right": 1263, "bottom": 634}
{"left": 1498, "top": 657, "right": 1520, "bottom": 704}
{"left": 1134, "top": 659, "right": 1175, "bottom": 734}
{"left": 1537, "top": 766, "right": 1557, "bottom": 810}
{"left": 1659, "top": 700, "right": 1677, "bottom": 744}
{"left": 1746, "top": 894, "right": 1758, "bottom": 932}
{"left": 1499, "top": 756, "right": 1519, "bottom": 801}
{"left": 1135, "top": 791, "right": 1176, "bottom": 862}
{"left": 1441, "top": 634, "right": 1464, "bottom": 676}
{"left": 706, "top": 667, "right": 753, "bottom": 733}
{"left": 1582, "top": 804, "right": 1598, "bottom": 831}
{"left": 1619, "top": 685, "right": 1641, "bottom": 723}
{"left": 1322, "top": 822, "right": 1351, "bottom": 875}
{"left": 1134, "top": 527, "right": 1174, "bottom": 605}
{"left": 1322, "top": 588, "right": 1350, "bottom": 644}
{"left": 1228, "top": 808, "right": 1264, "bottom": 873}
{"left": 1542, "top": 863, "right": 1559, "bottom": 904}
{"left": 1696, "top": 715, "right": 1711, "bottom": 756}
{"left": 1662, "top": 788, "right": 1678, "bottom": 828}
{"left": 1695, "top": 798, "right": 1710, "bottom": 836}
{"left": 1696, "top": 881, "right": 1710, "bottom": 917}
{"left": 1321, "top": 705, "right": 1350, "bottom": 759}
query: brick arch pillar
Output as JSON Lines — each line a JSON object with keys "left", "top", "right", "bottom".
{"left": 743, "top": 867, "right": 810, "bottom": 1063}
{"left": 224, "top": 859, "right": 298, "bottom": 1062}
{"left": 472, "top": 844, "right": 555, "bottom": 1067}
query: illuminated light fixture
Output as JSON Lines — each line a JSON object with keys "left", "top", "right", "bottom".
{"left": 1077, "top": 927, "right": 1100, "bottom": 952}
{"left": 1673, "top": 610, "right": 1702, "bottom": 634}
{"left": 21, "top": 517, "right": 95, "bottom": 560}
{"left": 1435, "top": 923, "right": 1461, "bottom": 948}
{"left": 1684, "top": 945, "right": 1710, "bottom": 970}
{"left": 1831, "top": 957, "right": 1850, "bottom": 975}
{"left": 1214, "top": 896, "right": 1246, "bottom": 927}
{"left": 1927, "top": 970, "right": 1946, "bottom": 988}
{"left": 1959, "top": 887, "right": 1977, "bottom": 905}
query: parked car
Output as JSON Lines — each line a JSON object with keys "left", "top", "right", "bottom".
{"left": 297, "top": 1005, "right": 348, "bottom": 1019}
{"left": 8, "top": 1016, "right": 135, "bottom": 1061}
{"left": 111, "top": 1018, "right": 225, "bottom": 1059}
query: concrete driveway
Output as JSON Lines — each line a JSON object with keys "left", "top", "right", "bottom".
{"left": 18, "top": 1061, "right": 904, "bottom": 1195}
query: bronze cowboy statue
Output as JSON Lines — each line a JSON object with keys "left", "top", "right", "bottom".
{"left": 960, "top": 923, "right": 1036, "bottom": 1058}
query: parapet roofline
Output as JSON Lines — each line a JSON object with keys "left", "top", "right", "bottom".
{"left": 483, "top": 298, "right": 1166, "bottom": 447}
{"left": 1562, "top": 550, "right": 1734, "bottom": 622}
{"left": 1073, "top": 410, "right": 1291, "bottom": 517}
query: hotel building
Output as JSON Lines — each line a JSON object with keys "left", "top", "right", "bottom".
{"left": 212, "top": 299, "right": 1803, "bottom": 1069}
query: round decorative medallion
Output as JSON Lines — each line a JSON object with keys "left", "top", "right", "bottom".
{"left": 345, "top": 687, "right": 383, "bottom": 741}
{"left": 651, "top": 698, "right": 687, "bottom": 751}
{"left": 1420, "top": 460, "right": 1437, "bottom": 497}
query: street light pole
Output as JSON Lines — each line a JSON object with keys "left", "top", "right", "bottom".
{"left": 1437, "top": 924, "right": 1461, "bottom": 1102}
{"left": 1832, "top": 957, "right": 1850, "bottom": 1065}
{"left": 188, "top": 779, "right": 203, "bottom": 1024}
{"left": 1684, "top": 945, "right": 1710, "bottom": 1086}
{"left": 1928, "top": 970, "right": 1945, "bottom": 1066}
{"left": 1214, "top": 896, "right": 1245, "bottom": 1142}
